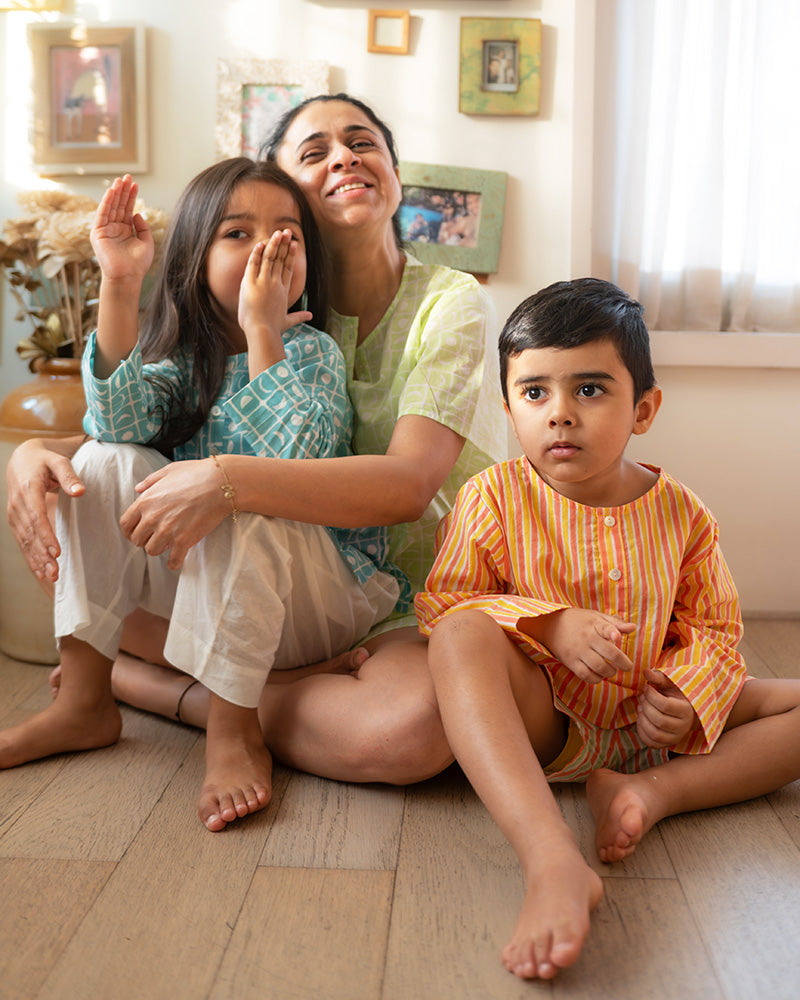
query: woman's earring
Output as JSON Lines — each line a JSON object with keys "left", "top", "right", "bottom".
{"left": 300, "top": 290, "right": 308, "bottom": 312}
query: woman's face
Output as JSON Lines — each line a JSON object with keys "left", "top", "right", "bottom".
{"left": 275, "top": 100, "right": 402, "bottom": 245}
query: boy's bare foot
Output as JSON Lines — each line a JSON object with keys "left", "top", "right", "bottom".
{"left": 502, "top": 841, "right": 604, "bottom": 979}
{"left": 198, "top": 727, "right": 273, "bottom": 832}
{"left": 0, "top": 695, "right": 122, "bottom": 769}
{"left": 586, "top": 767, "right": 657, "bottom": 863}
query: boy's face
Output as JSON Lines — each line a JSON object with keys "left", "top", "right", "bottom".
{"left": 504, "top": 338, "right": 661, "bottom": 506}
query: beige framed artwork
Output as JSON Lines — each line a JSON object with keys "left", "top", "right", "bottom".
{"left": 367, "top": 10, "right": 410, "bottom": 55}
{"left": 29, "top": 23, "right": 147, "bottom": 175}
{"left": 216, "top": 58, "right": 328, "bottom": 160}
{"left": 459, "top": 18, "right": 541, "bottom": 116}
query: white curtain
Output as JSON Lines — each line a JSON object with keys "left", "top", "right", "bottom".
{"left": 592, "top": 0, "right": 800, "bottom": 331}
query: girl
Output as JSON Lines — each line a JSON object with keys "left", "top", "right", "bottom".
{"left": 0, "top": 159, "right": 405, "bottom": 831}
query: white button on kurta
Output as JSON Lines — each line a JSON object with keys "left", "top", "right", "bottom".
{"left": 609, "top": 568, "right": 622, "bottom": 581}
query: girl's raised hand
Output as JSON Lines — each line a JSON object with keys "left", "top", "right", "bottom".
{"left": 90, "top": 174, "right": 154, "bottom": 282}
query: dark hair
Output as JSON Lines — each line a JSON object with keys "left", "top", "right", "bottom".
{"left": 498, "top": 277, "right": 656, "bottom": 404}
{"left": 260, "top": 92, "right": 403, "bottom": 249}
{"left": 140, "top": 157, "right": 329, "bottom": 454}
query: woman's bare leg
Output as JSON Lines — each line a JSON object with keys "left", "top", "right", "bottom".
{"left": 255, "top": 630, "right": 453, "bottom": 784}
{"left": 108, "top": 618, "right": 453, "bottom": 786}
{"left": 587, "top": 677, "right": 800, "bottom": 863}
{"left": 427, "top": 610, "right": 603, "bottom": 981}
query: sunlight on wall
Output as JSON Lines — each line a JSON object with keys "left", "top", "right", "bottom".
{"left": 222, "top": 0, "right": 351, "bottom": 69}
{"left": 3, "top": 14, "right": 46, "bottom": 189}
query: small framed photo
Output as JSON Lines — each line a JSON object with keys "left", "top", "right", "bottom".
{"left": 460, "top": 18, "right": 541, "bottom": 116}
{"left": 367, "top": 10, "right": 410, "bottom": 55}
{"left": 216, "top": 58, "right": 329, "bottom": 160}
{"left": 29, "top": 22, "right": 147, "bottom": 175}
{"left": 399, "top": 161, "right": 507, "bottom": 275}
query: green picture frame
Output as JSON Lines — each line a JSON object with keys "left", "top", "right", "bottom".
{"left": 459, "top": 17, "right": 541, "bottom": 116}
{"left": 399, "top": 161, "right": 507, "bottom": 275}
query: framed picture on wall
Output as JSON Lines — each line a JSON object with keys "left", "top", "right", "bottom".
{"left": 216, "top": 59, "right": 329, "bottom": 160}
{"left": 29, "top": 22, "right": 148, "bottom": 175}
{"left": 399, "top": 161, "right": 507, "bottom": 275}
{"left": 367, "top": 10, "right": 410, "bottom": 55}
{"left": 459, "top": 18, "right": 541, "bottom": 116}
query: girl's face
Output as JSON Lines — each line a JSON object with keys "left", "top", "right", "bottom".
{"left": 205, "top": 180, "right": 307, "bottom": 336}
{"left": 275, "top": 99, "right": 402, "bottom": 245}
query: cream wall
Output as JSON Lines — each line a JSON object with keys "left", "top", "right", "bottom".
{"left": 1, "top": 0, "right": 797, "bottom": 615}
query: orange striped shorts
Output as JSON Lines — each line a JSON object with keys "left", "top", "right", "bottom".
{"left": 544, "top": 713, "right": 672, "bottom": 783}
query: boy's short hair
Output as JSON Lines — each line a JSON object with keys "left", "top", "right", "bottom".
{"left": 498, "top": 278, "right": 656, "bottom": 403}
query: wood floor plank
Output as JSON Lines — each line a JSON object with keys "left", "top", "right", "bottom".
{"left": 261, "top": 769, "right": 404, "bottom": 869}
{"left": 740, "top": 619, "right": 800, "bottom": 678}
{"left": 552, "top": 877, "right": 723, "bottom": 1000}
{"left": 210, "top": 867, "right": 394, "bottom": 1000}
{"left": 36, "top": 739, "right": 290, "bottom": 1000}
{"left": 660, "top": 800, "right": 800, "bottom": 1000}
{"left": 0, "top": 656, "right": 51, "bottom": 718}
{"left": 0, "top": 706, "right": 198, "bottom": 861}
{"left": 768, "top": 780, "right": 800, "bottom": 850}
{"left": 383, "top": 768, "right": 541, "bottom": 1000}
{"left": 0, "top": 858, "right": 114, "bottom": 1000}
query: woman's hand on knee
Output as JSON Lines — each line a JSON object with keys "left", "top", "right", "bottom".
{"left": 6, "top": 437, "right": 85, "bottom": 581}
{"left": 120, "top": 458, "right": 230, "bottom": 569}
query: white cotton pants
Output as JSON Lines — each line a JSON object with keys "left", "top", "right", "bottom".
{"left": 54, "top": 441, "right": 400, "bottom": 707}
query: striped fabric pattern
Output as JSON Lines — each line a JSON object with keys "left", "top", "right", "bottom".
{"left": 415, "top": 457, "right": 746, "bottom": 756}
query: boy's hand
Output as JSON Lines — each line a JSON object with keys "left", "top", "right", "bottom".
{"left": 522, "top": 608, "right": 635, "bottom": 684}
{"left": 90, "top": 174, "right": 154, "bottom": 282}
{"left": 636, "top": 669, "right": 698, "bottom": 748}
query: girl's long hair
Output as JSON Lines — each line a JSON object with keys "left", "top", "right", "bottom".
{"left": 141, "top": 157, "right": 329, "bottom": 454}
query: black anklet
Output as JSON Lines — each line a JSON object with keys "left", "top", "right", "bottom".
{"left": 175, "top": 679, "right": 200, "bottom": 722}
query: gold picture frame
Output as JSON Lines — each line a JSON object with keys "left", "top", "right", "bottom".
{"left": 29, "top": 22, "right": 147, "bottom": 175}
{"left": 459, "top": 18, "right": 541, "bottom": 116}
{"left": 216, "top": 58, "right": 329, "bottom": 160}
{"left": 367, "top": 10, "right": 410, "bottom": 55}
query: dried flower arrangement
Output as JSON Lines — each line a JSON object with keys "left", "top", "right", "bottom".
{"left": 0, "top": 188, "right": 168, "bottom": 370}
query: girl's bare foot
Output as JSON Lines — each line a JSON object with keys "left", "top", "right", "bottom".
{"left": 0, "top": 695, "right": 121, "bottom": 769}
{"left": 198, "top": 734, "right": 272, "bottom": 832}
{"left": 586, "top": 767, "right": 657, "bottom": 863}
{"left": 501, "top": 840, "right": 604, "bottom": 980}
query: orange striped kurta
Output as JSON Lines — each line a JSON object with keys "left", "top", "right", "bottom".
{"left": 414, "top": 458, "right": 747, "bottom": 757}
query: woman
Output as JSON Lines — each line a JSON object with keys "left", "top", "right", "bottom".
{"left": 5, "top": 94, "right": 506, "bottom": 785}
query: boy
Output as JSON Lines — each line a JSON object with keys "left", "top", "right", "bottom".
{"left": 414, "top": 278, "right": 800, "bottom": 981}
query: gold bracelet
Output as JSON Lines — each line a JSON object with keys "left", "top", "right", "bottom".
{"left": 211, "top": 452, "right": 239, "bottom": 523}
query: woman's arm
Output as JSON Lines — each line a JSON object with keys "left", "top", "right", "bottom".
{"left": 5, "top": 435, "right": 86, "bottom": 581}
{"left": 119, "top": 414, "right": 465, "bottom": 569}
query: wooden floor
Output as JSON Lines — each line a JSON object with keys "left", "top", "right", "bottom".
{"left": 1, "top": 619, "right": 800, "bottom": 1000}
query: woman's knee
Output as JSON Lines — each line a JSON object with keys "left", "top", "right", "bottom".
{"left": 341, "top": 692, "right": 452, "bottom": 784}
{"left": 341, "top": 642, "right": 453, "bottom": 783}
